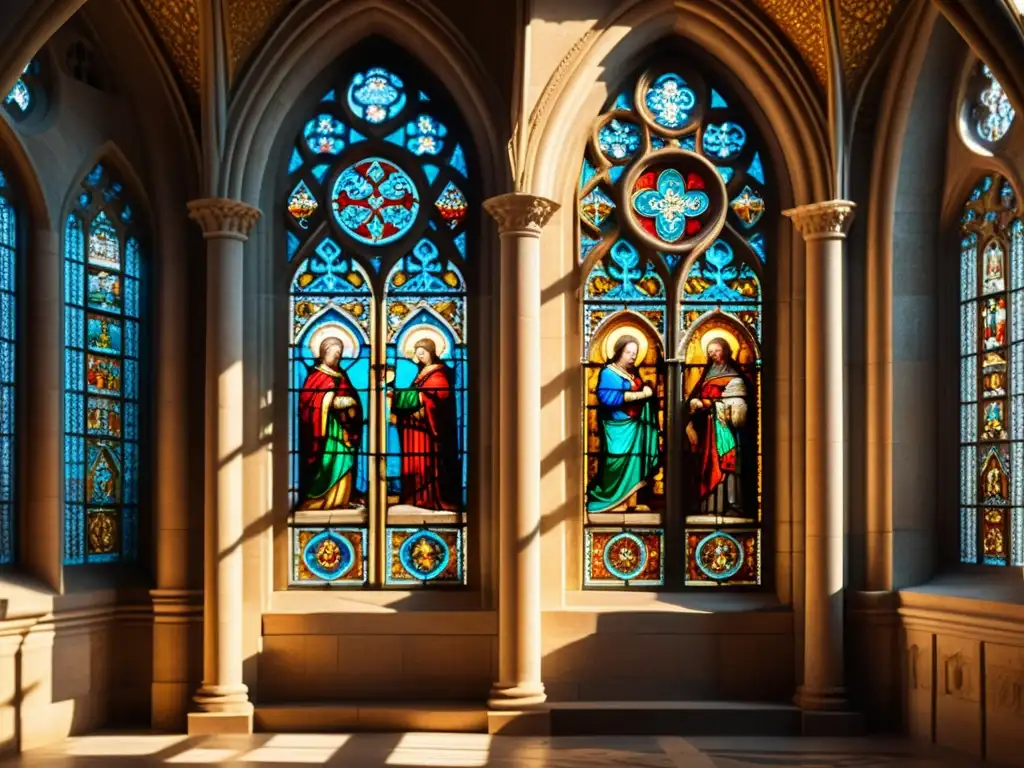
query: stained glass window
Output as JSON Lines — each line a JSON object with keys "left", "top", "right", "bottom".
{"left": 63, "top": 164, "right": 141, "bottom": 565}
{"left": 4, "top": 60, "right": 41, "bottom": 121}
{"left": 971, "top": 63, "right": 1016, "bottom": 145}
{"left": 0, "top": 171, "right": 16, "bottom": 565}
{"left": 286, "top": 51, "right": 472, "bottom": 587}
{"left": 959, "top": 174, "right": 1024, "bottom": 567}
{"left": 579, "top": 64, "right": 769, "bottom": 588}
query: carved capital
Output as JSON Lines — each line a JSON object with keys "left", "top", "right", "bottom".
{"left": 484, "top": 193, "right": 559, "bottom": 235}
{"left": 187, "top": 197, "right": 262, "bottom": 241}
{"left": 783, "top": 199, "right": 856, "bottom": 241}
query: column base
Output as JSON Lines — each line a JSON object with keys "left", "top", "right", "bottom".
{"left": 187, "top": 710, "right": 254, "bottom": 735}
{"left": 487, "top": 708, "right": 551, "bottom": 735}
{"left": 487, "top": 682, "right": 547, "bottom": 711}
{"left": 793, "top": 685, "right": 848, "bottom": 711}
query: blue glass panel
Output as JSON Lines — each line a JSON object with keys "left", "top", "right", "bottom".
{"left": 0, "top": 188, "right": 13, "bottom": 566}
{"left": 703, "top": 122, "right": 746, "bottom": 160}
{"left": 717, "top": 167, "right": 734, "bottom": 184}
{"left": 683, "top": 239, "right": 760, "bottom": 302}
{"left": 748, "top": 153, "right": 765, "bottom": 184}
{"left": 288, "top": 147, "right": 303, "bottom": 174}
{"left": 311, "top": 164, "right": 329, "bottom": 183}
{"left": 126, "top": 238, "right": 140, "bottom": 280}
{"left": 747, "top": 232, "right": 767, "bottom": 262}
{"left": 385, "top": 128, "right": 405, "bottom": 147}
{"left": 579, "top": 158, "right": 597, "bottom": 190}
{"left": 322, "top": 89, "right": 336, "bottom": 102}
{"left": 681, "top": 136, "right": 696, "bottom": 151}
{"left": 580, "top": 233, "right": 601, "bottom": 263}
{"left": 608, "top": 166, "right": 625, "bottom": 184}
{"left": 613, "top": 90, "right": 633, "bottom": 111}
{"left": 332, "top": 157, "right": 420, "bottom": 245}
{"left": 423, "top": 164, "right": 440, "bottom": 185}
{"left": 347, "top": 67, "right": 406, "bottom": 124}
{"left": 711, "top": 89, "right": 729, "bottom": 108}
{"left": 584, "top": 240, "right": 665, "bottom": 301}
{"left": 598, "top": 119, "right": 640, "bottom": 161}
{"left": 454, "top": 232, "right": 467, "bottom": 258}
{"left": 121, "top": 505, "right": 137, "bottom": 562}
{"left": 644, "top": 73, "right": 696, "bottom": 129}
{"left": 287, "top": 230, "right": 301, "bottom": 261}
{"left": 304, "top": 113, "right": 346, "bottom": 155}
{"left": 406, "top": 114, "right": 447, "bottom": 156}
{"left": 4, "top": 80, "right": 29, "bottom": 112}
{"left": 419, "top": 90, "right": 430, "bottom": 102}
{"left": 449, "top": 144, "right": 468, "bottom": 178}
{"left": 86, "top": 165, "right": 103, "bottom": 187}
{"left": 386, "top": 238, "right": 464, "bottom": 293}
{"left": 349, "top": 128, "right": 367, "bottom": 144}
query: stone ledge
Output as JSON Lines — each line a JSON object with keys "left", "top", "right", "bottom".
{"left": 254, "top": 702, "right": 487, "bottom": 733}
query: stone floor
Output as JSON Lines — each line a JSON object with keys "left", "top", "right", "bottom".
{"left": 0, "top": 733, "right": 998, "bottom": 767}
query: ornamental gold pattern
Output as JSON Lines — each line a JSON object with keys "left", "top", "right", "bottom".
{"left": 225, "top": 0, "right": 293, "bottom": 81}
{"left": 750, "top": 0, "right": 829, "bottom": 87}
{"left": 138, "top": 0, "right": 201, "bottom": 92}
{"left": 837, "top": 0, "right": 901, "bottom": 90}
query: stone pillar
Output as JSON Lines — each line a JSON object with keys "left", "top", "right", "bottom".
{"left": 185, "top": 197, "right": 261, "bottom": 735}
{"left": 483, "top": 193, "right": 559, "bottom": 712}
{"left": 784, "top": 200, "right": 856, "bottom": 718}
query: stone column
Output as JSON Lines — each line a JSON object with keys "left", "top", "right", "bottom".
{"left": 784, "top": 200, "right": 855, "bottom": 715}
{"left": 483, "top": 193, "right": 559, "bottom": 712}
{"left": 185, "top": 197, "right": 261, "bottom": 735}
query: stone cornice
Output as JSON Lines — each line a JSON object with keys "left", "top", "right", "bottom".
{"left": 187, "top": 197, "right": 261, "bottom": 241}
{"left": 783, "top": 199, "right": 856, "bottom": 241}
{"left": 483, "top": 193, "right": 560, "bottom": 235}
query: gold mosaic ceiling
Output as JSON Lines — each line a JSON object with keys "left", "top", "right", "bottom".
{"left": 138, "top": 0, "right": 901, "bottom": 98}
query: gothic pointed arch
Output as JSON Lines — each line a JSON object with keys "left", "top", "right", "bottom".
{"left": 62, "top": 153, "right": 148, "bottom": 565}
{"left": 283, "top": 39, "right": 476, "bottom": 588}
{"left": 578, "top": 52, "right": 773, "bottom": 588}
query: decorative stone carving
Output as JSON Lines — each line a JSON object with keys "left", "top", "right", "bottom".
{"left": 939, "top": 648, "right": 978, "bottom": 702}
{"left": 783, "top": 199, "right": 857, "bottom": 240}
{"left": 483, "top": 193, "right": 560, "bottom": 236}
{"left": 187, "top": 197, "right": 262, "bottom": 241}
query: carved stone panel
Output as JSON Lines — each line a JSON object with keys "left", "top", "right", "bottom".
{"left": 935, "top": 635, "right": 982, "bottom": 757}
{"left": 986, "top": 643, "right": 1024, "bottom": 767}
{"left": 902, "top": 628, "right": 933, "bottom": 741}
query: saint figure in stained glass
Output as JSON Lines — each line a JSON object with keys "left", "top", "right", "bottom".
{"left": 587, "top": 334, "right": 660, "bottom": 513}
{"left": 387, "top": 335, "right": 460, "bottom": 511}
{"left": 685, "top": 337, "right": 750, "bottom": 515}
{"left": 297, "top": 336, "right": 364, "bottom": 510}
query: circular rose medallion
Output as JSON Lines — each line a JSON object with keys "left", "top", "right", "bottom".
{"left": 399, "top": 530, "right": 451, "bottom": 581}
{"left": 622, "top": 149, "right": 727, "bottom": 254}
{"left": 695, "top": 531, "right": 744, "bottom": 581}
{"left": 302, "top": 530, "right": 357, "bottom": 581}
{"left": 602, "top": 531, "right": 649, "bottom": 581}
{"left": 332, "top": 156, "right": 420, "bottom": 246}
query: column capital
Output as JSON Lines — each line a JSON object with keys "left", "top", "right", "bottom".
{"left": 187, "top": 197, "right": 262, "bottom": 241}
{"left": 783, "top": 199, "right": 856, "bottom": 241}
{"left": 484, "top": 193, "right": 560, "bottom": 235}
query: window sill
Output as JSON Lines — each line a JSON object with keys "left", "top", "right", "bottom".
{"left": 267, "top": 587, "right": 487, "bottom": 614}
{"left": 897, "top": 573, "right": 1024, "bottom": 636}
{"left": 0, "top": 571, "right": 122, "bottom": 622}
{"left": 560, "top": 590, "right": 787, "bottom": 614}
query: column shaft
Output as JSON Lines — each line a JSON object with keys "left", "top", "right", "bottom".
{"left": 785, "top": 200, "right": 855, "bottom": 711}
{"left": 186, "top": 198, "right": 260, "bottom": 733}
{"left": 485, "top": 193, "right": 558, "bottom": 711}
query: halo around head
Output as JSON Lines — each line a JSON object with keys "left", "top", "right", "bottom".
{"left": 603, "top": 324, "right": 650, "bottom": 364}
{"left": 700, "top": 328, "right": 739, "bottom": 359}
{"left": 308, "top": 322, "right": 360, "bottom": 359}
{"left": 402, "top": 325, "right": 449, "bottom": 360}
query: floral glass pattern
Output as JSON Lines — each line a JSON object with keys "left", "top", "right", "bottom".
{"left": 285, "top": 50, "right": 473, "bottom": 588}
{"left": 63, "top": 165, "right": 142, "bottom": 565}
{"left": 578, "top": 62, "right": 770, "bottom": 589}
{"left": 3, "top": 60, "right": 40, "bottom": 121}
{"left": 0, "top": 172, "right": 15, "bottom": 565}
{"left": 974, "top": 64, "right": 1016, "bottom": 144}
{"left": 959, "top": 174, "right": 1024, "bottom": 567}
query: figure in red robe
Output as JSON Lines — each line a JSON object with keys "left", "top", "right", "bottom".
{"left": 685, "top": 337, "right": 750, "bottom": 516}
{"left": 389, "top": 338, "right": 460, "bottom": 510}
{"left": 297, "top": 337, "right": 363, "bottom": 510}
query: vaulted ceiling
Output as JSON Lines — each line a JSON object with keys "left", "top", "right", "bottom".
{"left": 136, "top": 0, "right": 903, "bottom": 103}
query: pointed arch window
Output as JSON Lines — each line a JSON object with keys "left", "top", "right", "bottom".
{"left": 579, "top": 64, "right": 769, "bottom": 588}
{"left": 958, "top": 174, "right": 1024, "bottom": 567}
{"left": 285, "top": 52, "right": 473, "bottom": 587}
{"left": 0, "top": 170, "right": 16, "bottom": 564}
{"left": 63, "top": 164, "right": 142, "bottom": 564}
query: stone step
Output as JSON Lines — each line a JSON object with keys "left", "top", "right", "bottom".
{"left": 254, "top": 700, "right": 809, "bottom": 736}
